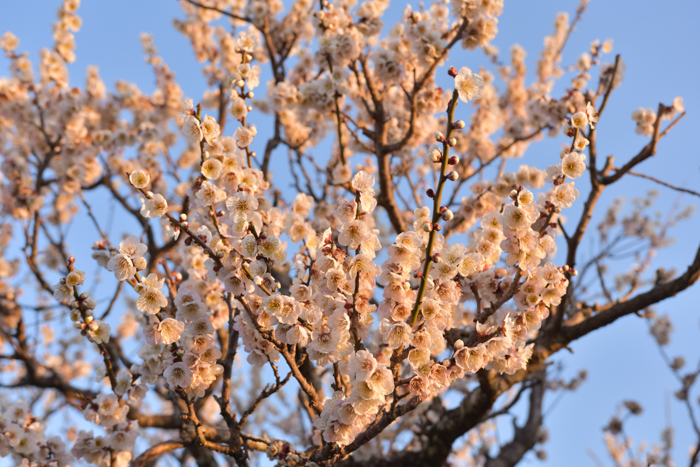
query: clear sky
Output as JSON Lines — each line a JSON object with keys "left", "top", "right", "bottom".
{"left": 1, "top": 1, "right": 699, "bottom": 466}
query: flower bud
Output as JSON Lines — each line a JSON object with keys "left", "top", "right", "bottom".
{"left": 448, "top": 66, "right": 458, "bottom": 77}
{"left": 246, "top": 91, "right": 254, "bottom": 99}
{"left": 434, "top": 132, "right": 444, "bottom": 142}
{"left": 448, "top": 137, "right": 457, "bottom": 147}
{"left": 453, "top": 120, "right": 465, "bottom": 129}
{"left": 133, "top": 257, "right": 147, "bottom": 270}
{"left": 426, "top": 188, "right": 435, "bottom": 198}
{"left": 454, "top": 339, "right": 464, "bottom": 350}
{"left": 179, "top": 213, "right": 187, "bottom": 221}
{"left": 236, "top": 79, "right": 245, "bottom": 88}
{"left": 441, "top": 209, "right": 454, "bottom": 221}
{"left": 422, "top": 222, "right": 433, "bottom": 232}
{"left": 80, "top": 293, "right": 88, "bottom": 300}
{"left": 446, "top": 171, "right": 459, "bottom": 181}
{"left": 448, "top": 155, "right": 459, "bottom": 165}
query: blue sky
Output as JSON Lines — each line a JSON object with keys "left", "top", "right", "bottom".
{"left": 2, "top": 1, "right": 700, "bottom": 466}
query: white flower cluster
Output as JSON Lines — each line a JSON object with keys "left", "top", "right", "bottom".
{"left": 0, "top": 400, "right": 72, "bottom": 465}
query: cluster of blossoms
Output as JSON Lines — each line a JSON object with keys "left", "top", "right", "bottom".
{"left": 74, "top": 394, "right": 140, "bottom": 467}
{"left": 0, "top": 0, "right": 694, "bottom": 464}
{"left": 0, "top": 400, "right": 72, "bottom": 466}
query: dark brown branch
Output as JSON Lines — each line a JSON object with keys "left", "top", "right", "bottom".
{"left": 484, "top": 373, "right": 545, "bottom": 467}
{"left": 132, "top": 440, "right": 185, "bottom": 467}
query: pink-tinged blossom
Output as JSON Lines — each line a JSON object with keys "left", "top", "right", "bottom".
{"left": 164, "top": 362, "right": 193, "bottom": 388}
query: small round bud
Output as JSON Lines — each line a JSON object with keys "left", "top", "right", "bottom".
{"left": 426, "top": 188, "right": 436, "bottom": 198}
{"left": 454, "top": 339, "right": 464, "bottom": 350}
{"left": 236, "top": 80, "right": 245, "bottom": 88}
{"left": 448, "top": 155, "right": 459, "bottom": 165}
{"left": 216, "top": 250, "right": 225, "bottom": 258}
{"left": 431, "top": 253, "right": 441, "bottom": 263}
{"left": 179, "top": 213, "right": 187, "bottom": 221}
{"left": 446, "top": 171, "right": 459, "bottom": 181}
{"left": 422, "top": 222, "right": 433, "bottom": 232}
{"left": 434, "top": 224, "right": 442, "bottom": 231}
{"left": 84, "top": 315, "right": 93, "bottom": 324}
{"left": 133, "top": 256, "right": 147, "bottom": 271}
{"left": 448, "top": 137, "right": 457, "bottom": 147}
{"left": 434, "top": 131, "right": 444, "bottom": 142}
{"left": 79, "top": 293, "right": 88, "bottom": 300}
{"left": 441, "top": 209, "right": 454, "bottom": 221}
{"left": 448, "top": 66, "right": 458, "bottom": 77}
{"left": 453, "top": 120, "right": 466, "bottom": 129}
{"left": 181, "top": 221, "right": 190, "bottom": 229}
{"left": 246, "top": 91, "right": 254, "bottom": 99}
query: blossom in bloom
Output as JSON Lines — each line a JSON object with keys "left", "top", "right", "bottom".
{"left": 140, "top": 192, "right": 168, "bottom": 218}
{"left": 107, "top": 255, "right": 136, "bottom": 281}
{"left": 200, "top": 115, "right": 220, "bottom": 142}
{"left": 201, "top": 158, "right": 223, "bottom": 180}
{"left": 561, "top": 152, "right": 586, "bottom": 179}
{"left": 454, "top": 67, "right": 483, "bottom": 103}
{"left": 129, "top": 169, "right": 150, "bottom": 189}
{"left": 164, "top": 362, "right": 193, "bottom": 388}
{"left": 181, "top": 115, "right": 203, "bottom": 144}
{"left": 338, "top": 220, "right": 369, "bottom": 250}
{"left": 259, "top": 235, "right": 280, "bottom": 258}
{"left": 234, "top": 125, "right": 256, "bottom": 148}
{"left": 229, "top": 95, "right": 248, "bottom": 120}
{"left": 88, "top": 320, "right": 111, "bottom": 344}
{"left": 65, "top": 269, "right": 86, "bottom": 286}
{"left": 332, "top": 164, "right": 352, "bottom": 184}
{"left": 502, "top": 204, "right": 531, "bottom": 233}
{"left": 351, "top": 171, "right": 375, "bottom": 192}
{"left": 348, "top": 350, "right": 377, "bottom": 381}
{"left": 136, "top": 273, "right": 168, "bottom": 314}
{"left": 550, "top": 182, "right": 579, "bottom": 208}
{"left": 195, "top": 180, "right": 227, "bottom": 207}
{"left": 571, "top": 111, "right": 588, "bottom": 129}
{"left": 586, "top": 102, "right": 598, "bottom": 128}
{"left": 227, "top": 191, "right": 259, "bottom": 222}
{"left": 158, "top": 318, "right": 184, "bottom": 345}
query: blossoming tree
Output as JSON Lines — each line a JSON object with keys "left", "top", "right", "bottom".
{"left": 0, "top": 0, "right": 698, "bottom": 466}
